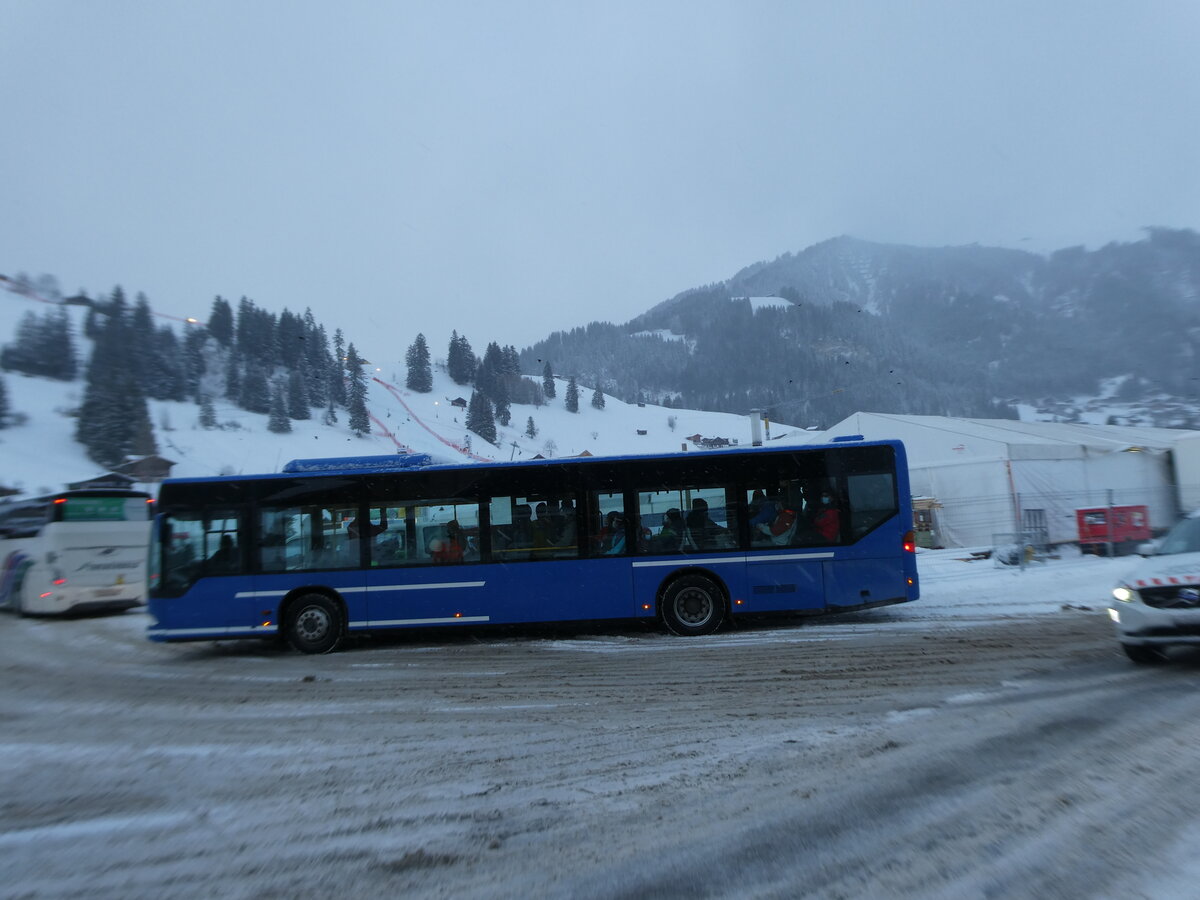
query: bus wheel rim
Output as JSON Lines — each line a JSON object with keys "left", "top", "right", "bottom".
{"left": 675, "top": 587, "right": 712, "bottom": 626}
{"left": 296, "top": 605, "right": 330, "bottom": 642}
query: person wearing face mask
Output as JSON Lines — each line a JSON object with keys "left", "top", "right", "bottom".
{"left": 810, "top": 488, "right": 841, "bottom": 543}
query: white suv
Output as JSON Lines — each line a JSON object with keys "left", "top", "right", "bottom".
{"left": 1109, "top": 511, "right": 1200, "bottom": 664}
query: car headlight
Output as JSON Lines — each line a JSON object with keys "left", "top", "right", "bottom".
{"left": 1112, "top": 586, "right": 1134, "bottom": 603}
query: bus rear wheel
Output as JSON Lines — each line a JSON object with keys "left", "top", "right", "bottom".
{"left": 285, "top": 594, "right": 343, "bottom": 654}
{"left": 661, "top": 574, "right": 724, "bottom": 636}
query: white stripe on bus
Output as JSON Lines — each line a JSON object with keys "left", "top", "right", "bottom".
{"left": 349, "top": 616, "right": 491, "bottom": 627}
{"left": 148, "top": 626, "right": 267, "bottom": 637}
{"left": 632, "top": 556, "right": 745, "bottom": 567}
{"left": 748, "top": 552, "right": 834, "bottom": 562}
{"left": 234, "top": 581, "right": 487, "bottom": 599}
{"left": 631, "top": 552, "right": 833, "bottom": 568}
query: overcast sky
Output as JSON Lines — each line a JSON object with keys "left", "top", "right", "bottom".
{"left": 3, "top": 1, "right": 1197, "bottom": 364}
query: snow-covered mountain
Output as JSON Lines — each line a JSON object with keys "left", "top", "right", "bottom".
{"left": 0, "top": 288, "right": 798, "bottom": 498}
{"left": 524, "top": 228, "right": 1200, "bottom": 428}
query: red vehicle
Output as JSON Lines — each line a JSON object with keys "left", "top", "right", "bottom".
{"left": 1077, "top": 505, "right": 1150, "bottom": 555}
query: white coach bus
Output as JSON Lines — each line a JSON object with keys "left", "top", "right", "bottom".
{"left": 0, "top": 489, "right": 154, "bottom": 615}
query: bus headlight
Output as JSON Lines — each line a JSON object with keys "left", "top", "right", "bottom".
{"left": 1112, "top": 586, "right": 1134, "bottom": 603}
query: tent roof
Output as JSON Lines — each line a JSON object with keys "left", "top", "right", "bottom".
{"left": 827, "top": 412, "right": 1194, "bottom": 455}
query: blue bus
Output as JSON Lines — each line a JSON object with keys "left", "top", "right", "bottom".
{"left": 147, "top": 439, "right": 918, "bottom": 653}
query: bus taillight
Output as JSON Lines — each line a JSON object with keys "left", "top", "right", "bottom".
{"left": 903, "top": 530, "right": 916, "bottom": 553}
{"left": 53, "top": 578, "right": 66, "bottom": 586}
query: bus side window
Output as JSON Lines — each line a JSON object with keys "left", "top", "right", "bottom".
{"left": 363, "top": 499, "right": 479, "bottom": 567}
{"left": 590, "top": 492, "right": 627, "bottom": 556}
{"left": 845, "top": 472, "right": 898, "bottom": 539}
{"left": 488, "top": 498, "right": 531, "bottom": 561}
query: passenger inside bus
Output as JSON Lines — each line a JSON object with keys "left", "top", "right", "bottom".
{"left": 597, "top": 510, "right": 623, "bottom": 554}
{"left": 751, "top": 487, "right": 800, "bottom": 546}
{"left": 429, "top": 520, "right": 465, "bottom": 564}
{"left": 549, "top": 501, "right": 576, "bottom": 549}
{"left": 602, "top": 512, "right": 627, "bottom": 555}
{"left": 748, "top": 488, "right": 779, "bottom": 541}
{"left": 798, "top": 486, "right": 841, "bottom": 544}
{"left": 206, "top": 534, "right": 239, "bottom": 573}
{"left": 686, "top": 498, "right": 729, "bottom": 550}
{"left": 654, "top": 508, "right": 684, "bottom": 552}
{"left": 511, "top": 504, "right": 534, "bottom": 549}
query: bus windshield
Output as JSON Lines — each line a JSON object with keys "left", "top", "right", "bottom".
{"left": 54, "top": 494, "right": 154, "bottom": 523}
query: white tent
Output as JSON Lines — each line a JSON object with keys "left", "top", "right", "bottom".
{"left": 1169, "top": 431, "right": 1200, "bottom": 513}
{"left": 819, "top": 413, "right": 1191, "bottom": 549}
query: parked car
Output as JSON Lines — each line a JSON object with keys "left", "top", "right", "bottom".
{"left": 1109, "top": 510, "right": 1200, "bottom": 664}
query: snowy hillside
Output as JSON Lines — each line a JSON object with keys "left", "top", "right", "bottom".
{"left": 0, "top": 289, "right": 801, "bottom": 497}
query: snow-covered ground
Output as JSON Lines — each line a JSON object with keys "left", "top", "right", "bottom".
{"left": 9, "top": 543, "right": 1200, "bottom": 898}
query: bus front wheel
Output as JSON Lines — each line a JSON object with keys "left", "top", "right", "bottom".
{"left": 661, "top": 574, "right": 725, "bottom": 636}
{"left": 285, "top": 594, "right": 343, "bottom": 654}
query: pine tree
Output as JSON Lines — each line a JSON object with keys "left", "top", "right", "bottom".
{"left": 405, "top": 333, "right": 433, "bottom": 392}
{"left": 129, "top": 294, "right": 156, "bottom": 392}
{"left": 465, "top": 391, "right": 496, "bottom": 444}
{"left": 198, "top": 394, "right": 217, "bottom": 428}
{"left": 2, "top": 313, "right": 43, "bottom": 378}
{"left": 345, "top": 343, "right": 371, "bottom": 436}
{"left": 502, "top": 345, "right": 521, "bottom": 378}
{"left": 524, "top": 416, "right": 537, "bottom": 439}
{"left": 182, "top": 327, "right": 208, "bottom": 399}
{"left": 303, "top": 315, "right": 329, "bottom": 408}
{"left": 235, "top": 296, "right": 255, "bottom": 356}
{"left": 330, "top": 329, "right": 347, "bottom": 406}
{"left": 43, "top": 308, "right": 76, "bottom": 381}
{"left": 148, "top": 326, "right": 185, "bottom": 400}
{"left": 239, "top": 361, "right": 271, "bottom": 414}
{"left": 130, "top": 408, "right": 158, "bottom": 457}
{"left": 0, "top": 309, "right": 76, "bottom": 381}
{"left": 542, "top": 361, "right": 556, "bottom": 399}
{"left": 224, "top": 354, "right": 241, "bottom": 402}
{"left": 475, "top": 342, "right": 504, "bottom": 401}
{"left": 208, "top": 296, "right": 234, "bottom": 347}
{"left": 84, "top": 285, "right": 126, "bottom": 340}
{"left": 83, "top": 305, "right": 102, "bottom": 341}
{"left": 76, "top": 308, "right": 153, "bottom": 468}
{"left": 0, "top": 376, "right": 9, "bottom": 429}
{"left": 591, "top": 380, "right": 605, "bottom": 410}
{"left": 495, "top": 382, "right": 511, "bottom": 427}
{"left": 565, "top": 376, "right": 579, "bottom": 413}
{"left": 287, "top": 369, "right": 311, "bottom": 419}
{"left": 277, "top": 308, "right": 304, "bottom": 369}
{"left": 268, "top": 384, "right": 292, "bottom": 433}
{"left": 448, "top": 331, "right": 476, "bottom": 385}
